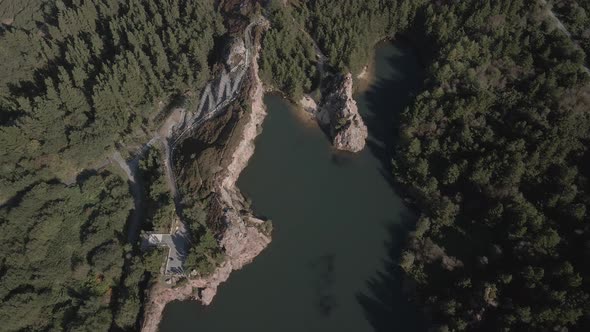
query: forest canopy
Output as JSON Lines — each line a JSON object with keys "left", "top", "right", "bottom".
{"left": 0, "top": 0, "right": 225, "bottom": 330}
{"left": 0, "top": 171, "right": 132, "bottom": 331}
{"left": 2, "top": 0, "right": 590, "bottom": 331}
{"left": 0, "top": 0, "right": 224, "bottom": 202}
{"left": 259, "top": 0, "right": 426, "bottom": 98}
{"left": 552, "top": 0, "right": 590, "bottom": 62}
{"left": 260, "top": 2, "right": 317, "bottom": 100}
{"left": 392, "top": 0, "right": 590, "bottom": 330}
{"left": 296, "top": 0, "right": 424, "bottom": 74}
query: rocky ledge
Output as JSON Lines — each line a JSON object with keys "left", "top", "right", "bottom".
{"left": 141, "top": 83, "right": 270, "bottom": 330}
{"left": 199, "top": 39, "right": 271, "bottom": 304}
{"left": 141, "top": 26, "right": 270, "bottom": 332}
{"left": 312, "top": 73, "right": 368, "bottom": 153}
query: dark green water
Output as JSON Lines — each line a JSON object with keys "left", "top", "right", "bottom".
{"left": 158, "top": 42, "right": 424, "bottom": 332}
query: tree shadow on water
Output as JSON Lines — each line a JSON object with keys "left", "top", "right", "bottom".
{"left": 353, "top": 41, "right": 427, "bottom": 332}
{"left": 361, "top": 40, "right": 424, "bottom": 189}
{"left": 356, "top": 215, "right": 427, "bottom": 332}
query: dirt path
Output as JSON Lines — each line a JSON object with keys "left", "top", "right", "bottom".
{"left": 140, "top": 16, "right": 270, "bottom": 332}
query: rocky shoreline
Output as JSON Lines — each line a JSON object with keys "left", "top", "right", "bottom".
{"left": 140, "top": 15, "right": 371, "bottom": 331}
{"left": 140, "top": 30, "right": 270, "bottom": 332}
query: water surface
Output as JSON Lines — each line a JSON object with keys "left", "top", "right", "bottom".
{"left": 159, "top": 42, "right": 424, "bottom": 332}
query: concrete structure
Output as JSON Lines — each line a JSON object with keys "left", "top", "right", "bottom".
{"left": 143, "top": 232, "right": 190, "bottom": 275}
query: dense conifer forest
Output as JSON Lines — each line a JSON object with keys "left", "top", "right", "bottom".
{"left": 259, "top": 2, "right": 316, "bottom": 99}
{"left": 2, "top": 0, "right": 590, "bottom": 331}
{"left": 296, "top": 0, "right": 424, "bottom": 74}
{"left": 0, "top": 0, "right": 223, "bottom": 202}
{"left": 392, "top": 1, "right": 590, "bottom": 330}
{"left": 139, "top": 146, "right": 176, "bottom": 233}
{"left": 1, "top": 0, "right": 223, "bottom": 330}
{"left": 553, "top": 0, "right": 590, "bottom": 61}
{"left": 391, "top": 1, "right": 590, "bottom": 330}
{"left": 265, "top": 0, "right": 590, "bottom": 330}
{"left": 258, "top": 0, "right": 425, "bottom": 99}
{"left": 0, "top": 170, "right": 161, "bottom": 330}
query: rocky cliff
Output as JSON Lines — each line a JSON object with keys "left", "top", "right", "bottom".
{"left": 140, "top": 22, "right": 270, "bottom": 332}
{"left": 309, "top": 73, "right": 368, "bottom": 153}
{"left": 196, "top": 39, "right": 271, "bottom": 304}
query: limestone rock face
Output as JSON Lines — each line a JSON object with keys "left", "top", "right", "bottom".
{"left": 191, "top": 208, "right": 270, "bottom": 305}
{"left": 140, "top": 25, "right": 270, "bottom": 332}
{"left": 225, "top": 37, "right": 246, "bottom": 68}
{"left": 317, "top": 73, "right": 368, "bottom": 153}
{"left": 189, "top": 29, "right": 271, "bottom": 306}
{"left": 300, "top": 95, "right": 318, "bottom": 114}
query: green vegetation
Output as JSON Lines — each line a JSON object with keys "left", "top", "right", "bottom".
{"left": 553, "top": 0, "right": 590, "bottom": 61}
{"left": 139, "top": 145, "right": 176, "bottom": 233}
{"left": 3, "top": 0, "right": 590, "bottom": 330}
{"left": 0, "top": 0, "right": 227, "bottom": 330}
{"left": 184, "top": 219, "right": 224, "bottom": 276}
{"left": 169, "top": 144, "right": 225, "bottom": 276}
{"left": 296, "top": 0, "right": 424, "bottom": 74}
{"left": 392, "top": 1, "right": 590, "bottom": 330}
{"left": 260, "top": 0, "right": 425, "bottom": 96}
{"left": 179, "top": 183, "right": 224, "bottom": 277}
{"left": 260, "top": 2, "right": 317, "bottom": 100}
{"left": 0, "top": 171, "right": 132, "bottom": 331}
{"left": 111, "top": 248, "right": 164, "bottom": 330}
{"left": 0, "top": 0, "right": 224, "bottom": 201}
{"left": 0, "top": 0, "right": 44, "bottom": 30}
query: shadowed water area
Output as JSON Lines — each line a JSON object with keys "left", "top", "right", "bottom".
{"left": 158, "top": 41, "right": 425, "bottom": 332}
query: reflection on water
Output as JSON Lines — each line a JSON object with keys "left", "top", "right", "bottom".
{"left": 158, "top": 41, "right": 424, "bottom": 332}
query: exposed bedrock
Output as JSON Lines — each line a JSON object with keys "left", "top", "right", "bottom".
{"left": 140, "top": 19, "right": 270, "bottom": 332}
{"left": 303, "top": 73, "right": 368, "bottom": 153}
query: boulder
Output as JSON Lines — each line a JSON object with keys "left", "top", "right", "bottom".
{"left": 225, "top": 37, "right": 246, "bottom": 69}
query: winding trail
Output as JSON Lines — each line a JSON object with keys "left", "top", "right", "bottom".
{"left": 172, "top": 17, "right": 266, "bottom": 147}
{"left": 134, "top": 16, "right": 268, "bottom": 276}
{"left": 140, "top": 16, "right": 271, "bottom": 332}
{"left": 58, "top": 17, "right": 267, "bottom": 276}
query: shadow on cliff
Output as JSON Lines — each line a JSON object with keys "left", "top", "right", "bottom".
{"left": 356, "top": 215, "right": 426, "bottom": 332}
{"left": 360, "top": 40, "right": 424, "bottom": 190}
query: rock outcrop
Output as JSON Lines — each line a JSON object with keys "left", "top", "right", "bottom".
{"left": 225, "top": 37, "right": 246, "bottom": 69}
{"left": 357, "top": 65, "right": 369, "bottom": 80}
{"left": 195, "top": 41, "right": 271, "bottom": 304}
{"left": 140, "top": 21, "right": 270, "bottom": 332}
{"left": 300, "top": 95, "right": 318, "bottom": 114}
{"left": 315, "top": 73, "right": 368, "bottom": 153}
{"left": 140, "top": 63, "right": 269, "bottom": 330}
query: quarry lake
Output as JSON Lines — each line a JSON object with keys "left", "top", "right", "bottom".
{"left": 158, "top": 41, "right": 425, "bottom": 332}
